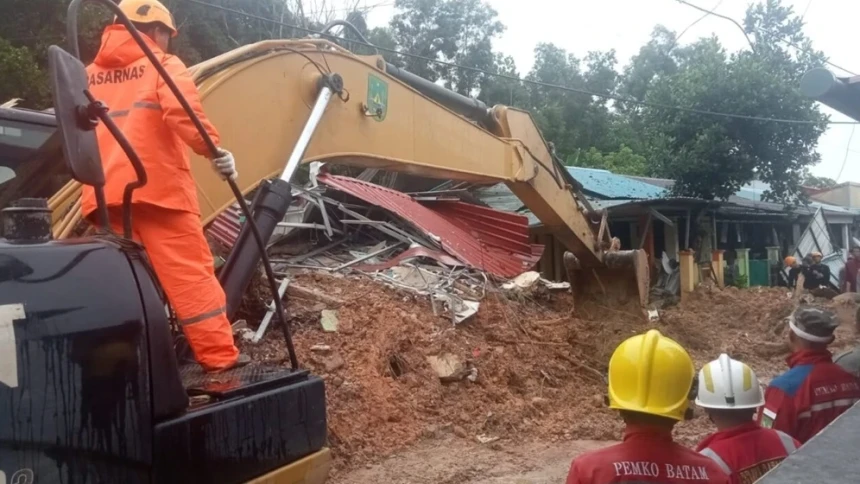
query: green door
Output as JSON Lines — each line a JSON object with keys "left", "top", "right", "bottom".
{"left": 749, "top": 259, "right": 770, "bottom": 287}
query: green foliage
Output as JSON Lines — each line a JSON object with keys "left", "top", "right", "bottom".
{"left": 622, "top": 1, "right": 827, "bottom": 203}
{"left": 0, "top": 38, "right": 46, "bottom": 107}
{"left": 573, "top": 146, "right": 648, "bottom": 176}
{"left": 802, "top": 172, "right": 838, "bottom": 189}
{"left": 389, "top": 0, "right": 504, "bottom": 95}
{"left": 733, "top": 272, "right": 750, "bottom": 289}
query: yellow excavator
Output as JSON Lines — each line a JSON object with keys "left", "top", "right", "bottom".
{"left": 1, "top": 10, "right": 648, "bottom": 483}
{"left": 48, "top": 27, "right": 649, "bottom": 310}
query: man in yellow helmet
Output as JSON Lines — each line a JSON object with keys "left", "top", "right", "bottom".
{"left": 85, "top": 0, "right": 246, "bottom": 372}
{"left": 566, "top": 330, "right": 730, "bottom": 484}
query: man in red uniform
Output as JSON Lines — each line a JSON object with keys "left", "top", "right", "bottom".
{"left": 842, "top": 247, "right": 860, "bottom": 293}
{"left": 757, "top": 306, "right": 860, "bottom": 443}
{"left": 567, "top": 330, "right": 730, "bottom": 484}
{"left": 695, "top": 354, "right": 800, "bottom": 484}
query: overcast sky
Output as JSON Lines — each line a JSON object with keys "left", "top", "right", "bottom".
{"left": 336, "top": 0, "right": 860, "bottom": 183}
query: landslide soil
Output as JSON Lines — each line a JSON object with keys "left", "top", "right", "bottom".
{"left": 236, "top": 273, "right": 859, "bottom": 481}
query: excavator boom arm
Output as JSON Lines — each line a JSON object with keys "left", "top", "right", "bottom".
{"left": 187, "top": 39, "right": 601, "bottom": 264}
{"left": 47, "top": 38, "right": 648, "bottom": 308}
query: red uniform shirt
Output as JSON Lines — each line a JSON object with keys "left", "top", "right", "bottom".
{"left": 757, "top": 349, "right": 860, "bottom": 443}
{"left": 695, "top": 422, "right": 799, "bottom": 484}
{"left": 567, "top": 424, "right": 730, "bottom": 484}
{"left": 844, "top": 258, "right": 860, "bottom": 292}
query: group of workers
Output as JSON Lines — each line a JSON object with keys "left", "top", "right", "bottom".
{"left": 784, "top": 251, "right": 832, "bottom": 292}
{"left": 566, "top": 305, "right": 860, "bottom": 484}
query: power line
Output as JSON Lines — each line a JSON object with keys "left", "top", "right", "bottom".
{"left": 182, "top": 0, "right": 860, "bottom": 126}
{"left": 801, "top": 0, "right": 814, "bottom": 20}
{"left": 671, "top": 0, "right": 724, "bottom": 51}
{"left": 675, "top": 0, "right": 755, "bottom": 52}
{"left": 675, "top": 0, "right": 857, "bottom": 76}
{"left": 836, "top": 124, "right": 856, "bottom": 181}
{"left": 303, "top": 1, "right": 394, "bottom": 19}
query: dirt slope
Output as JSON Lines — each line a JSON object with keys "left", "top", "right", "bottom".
{"left": 237, "top": 273, "right": 858, "bottom": 480}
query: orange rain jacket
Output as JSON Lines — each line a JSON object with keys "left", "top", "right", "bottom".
{"left": 82, "top": 25, "right": 219, "bottom": 218}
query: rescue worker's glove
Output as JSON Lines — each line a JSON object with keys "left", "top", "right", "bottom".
{"left": 211, "top": 148, "right": 238, "bottom": 181}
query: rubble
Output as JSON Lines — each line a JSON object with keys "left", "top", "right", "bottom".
{"left": 426, "top": 354, "right": 463, "bottom": 380}
{"left": 234, "top": 267, "right": 860, "bottom": 474}
{"left": 209, "top": 169, "right": 860, "bottom": 474}
{"left": 320, "top": 310, "right": 339, "bottom": 332}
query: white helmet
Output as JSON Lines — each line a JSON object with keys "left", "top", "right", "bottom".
{"left": 695, "top": 354, "right": 764, "bottom": 409}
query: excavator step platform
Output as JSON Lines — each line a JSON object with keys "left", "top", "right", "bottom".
{"left": 157, "top": 364, "right": 327, "bottom": 483}
{"left": 180, "top": 362, "right": 309, "bottom": 399}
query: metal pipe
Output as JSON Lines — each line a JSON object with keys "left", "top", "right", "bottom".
{"left": 221, "top": 83, "right": 336, "bottom": 319}
{"left": 280, "top": 83, "right": 335, "bottom": 181}
{"left": 315, "top": 21, "right": 495, "bottom": 130}
{"left": 384, "top": 63, "right": 494, "bottom": 126}
{"left": 319, "top": 20, "right": 378, "bottom": 54}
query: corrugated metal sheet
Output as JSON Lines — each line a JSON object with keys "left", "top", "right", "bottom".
{"left": 795, "top": 208, "right": 835, "bottom": 257}
{"left": 318, "top": 174, "right": 543, "bottom": 278}
{"left": 626, "top": 174, "right": 860, "bottom": 216}
{"left": 425, "top": 200, "right": 537, "bottom": 256}
{"left": 471, "top": 183, "right": 543, "bottom": 227}
{"left": 783, "top": 207, "right": 841, "bottom": 287}
{"left": 208, "top": 203, "right": 242, "bottom": 249}
{"left": 471, "top": 184, "right": 526, "bottom": 213}
{"left": 206, "top": 195, "right": 313, "bottom": 249}
{"left": 822, "top": 251, "right": 845, "bottom": 287}
{"left": 567, "top": 167, "right": 667, "bottom": 199}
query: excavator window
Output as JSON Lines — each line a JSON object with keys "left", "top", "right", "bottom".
{"left": 0, "top": 108, "right": 56, "bottom": 188}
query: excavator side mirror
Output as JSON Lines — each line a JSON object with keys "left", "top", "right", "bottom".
{"left": 47, "top": 45, "right": 112, "bottom": 231}
{"left": 48, "top": 45, "right": 104, "bottom": 189}
{"left": 48, "top": 44, "right": 149, "bottom": 238}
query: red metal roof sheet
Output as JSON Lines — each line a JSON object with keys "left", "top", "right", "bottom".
{"left": 318, "top": 174, "right": 543, "bottom": 278}
{"left": 207, "top": 204, "right": 242, "bottom": 249}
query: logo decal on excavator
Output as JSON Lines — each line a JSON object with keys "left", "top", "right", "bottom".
{"left": 366, "top": 74, "right": 388, "bottom": 121}
{"left": 0, "top": 303, "right": 24, "bottom": 388}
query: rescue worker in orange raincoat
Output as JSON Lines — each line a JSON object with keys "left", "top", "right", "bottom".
{"left": 83, "top": 0, "right": 248, "bottom": 372}
{"left": 566, "top": 330, "right": 730, "bottom": 484}
{"left": 757, "top": 306, "right": 860, "bottom": 443}
{"left": 694, "top": 354, "right": 800, "bottom": 484}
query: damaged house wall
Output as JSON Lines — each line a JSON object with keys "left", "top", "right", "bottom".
{"left": 473, "top": 167, "right": 860, "bottom": 288}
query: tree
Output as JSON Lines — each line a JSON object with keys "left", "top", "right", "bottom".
{"left": 575, "top": 146, "right": 647, "bottom": 175}
{"left": 520, "top": 43, "right": 637, "bottom": 168}
{"left": 0, "top": 39, "right": 46, "bottom": 106}
{"left": 802, "top": 173, "right": 838, "bottom": 189}
{"left": 625, "top": 0, "right": 827, "bottom": 203}
{"left": 388, "top": 0, "right": 504, "bottom": 95}
{"left": 0, "top": 0, "right": 109, "bottom": 107}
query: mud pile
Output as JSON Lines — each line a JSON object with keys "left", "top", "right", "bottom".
{"left": 238, "top": 275, "right": 859, "bottom": 473}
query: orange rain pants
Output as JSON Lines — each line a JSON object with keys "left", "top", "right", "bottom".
{"left": 107, "top": 205, "right": 239, "bottom": 371}
{"left": 82, "top": 25, "right": 238, "bottom": 371}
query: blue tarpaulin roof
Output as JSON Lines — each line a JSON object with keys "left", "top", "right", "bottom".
{"left": 566, "top": 167, "right": 667, "bottom": 199}
{"left": 470, "top": 167, "right": 859, "bottom": 227}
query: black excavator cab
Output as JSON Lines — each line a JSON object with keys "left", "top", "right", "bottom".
{"left": 0, "top": 18, "right": 328, "bottom": 484}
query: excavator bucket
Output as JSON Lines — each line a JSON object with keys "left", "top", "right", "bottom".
{"left": 565, "top": 249, "right": 650, "bottom": 314}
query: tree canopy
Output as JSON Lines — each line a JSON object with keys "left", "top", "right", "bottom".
{"left": 0, "top": 0, "right": 837, "bottom": 203}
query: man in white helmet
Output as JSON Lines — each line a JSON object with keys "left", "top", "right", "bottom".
{"left": 695, "top": 354, "right": 800, "bottom": 484}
